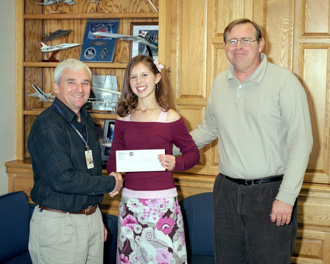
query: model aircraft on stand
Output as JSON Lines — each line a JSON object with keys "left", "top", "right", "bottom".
{"left": 40, "top": 42, "right": 81, "bottom": 52}
{"left": 35, "top": 0, "right": 75, "bottom": 13}
{"left": 42, "top": 29, "right": 72, "bottom": 42}
{"left": 40, "top": 42, "right": 81, "bottom": 62}
{"left": 28, "top": 84, "right": 121, "bottom": 112}
{"left": 28, "top": 84, "right": 55, "bottom": 103}
{"left": 93, "top": 31, "right": 158, "bottom": 57}
{"left": 35, "top": 0, "right": 75, "bottom": 5}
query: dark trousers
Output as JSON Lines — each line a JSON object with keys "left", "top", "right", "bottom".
{"left": 213, "top": 174, "right": 298, "bottom": 264}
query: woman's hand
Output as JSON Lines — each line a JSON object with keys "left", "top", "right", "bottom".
{"left": 158, "top": 154, "right": 176, "bottom": 171}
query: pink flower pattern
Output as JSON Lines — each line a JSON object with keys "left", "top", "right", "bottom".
{"left": 156, "top": 217, "right": 175, "bottom": 235}
{"left": 117, "top": 197, "right": 187, "bottom": 263}
{"left": 156, "top": 248, "right": 173, "bottom": 263}
{"left": 118, "top": 253, "right": 130, "bottom": 264}
{"left": 122, "top": 214, "right": 138, "bottom": 229}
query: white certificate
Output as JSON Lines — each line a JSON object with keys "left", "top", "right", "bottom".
{"left": 116, "top": 149, "right": 165, "bottom": 172}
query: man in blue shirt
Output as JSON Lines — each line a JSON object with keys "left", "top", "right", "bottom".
{"left": 28, "top": 59, "right": 122, "bottom": 263}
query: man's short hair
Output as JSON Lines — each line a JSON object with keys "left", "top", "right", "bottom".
{"left": 54, "top": 59, "right": 92, "bottom": 85}
{"left": 223, "top": 18, "right": 262, "bottom": 43}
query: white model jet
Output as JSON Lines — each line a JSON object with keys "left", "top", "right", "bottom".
{"left": 28, "top": 84, "right": 121, "bottom": 111}
{"left": 92, "top": 31, "right": 158, "bottom": 50}
{"left": 35, "top": 0, "right": 75, "bottom": 6}
{"left": 62, "top": 0, "right": 75, "bottom": 5}
{"left": 35, "top": 0, "right": 75, "bottom": 13}
{"left": 28, "top": 84, "right": 55, "bottom": 103}
{"left": 40, "top": 42, "right": 81, "bottom": 53}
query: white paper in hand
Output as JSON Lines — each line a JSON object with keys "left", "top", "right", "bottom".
{"left": 116, "top": 149, "right": 165, "bottom": 172}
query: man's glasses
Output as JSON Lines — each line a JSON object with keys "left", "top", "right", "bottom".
{"left": 226, "top": 38, "right": 258, "bottom": 47}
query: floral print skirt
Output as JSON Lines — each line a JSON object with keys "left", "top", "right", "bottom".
{"left": 117, "top": 195, "right": 187, "bottom": 264}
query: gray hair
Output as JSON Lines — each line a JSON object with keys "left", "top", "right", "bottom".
{"left": 54, "top": 59, "right": 92, "bottom": 85}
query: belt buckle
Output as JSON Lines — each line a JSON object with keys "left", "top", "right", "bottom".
{"left": 85, "top": 205, "right": 95, "bottom": 215}
{"left": 244, "top": 180, "right": 253, "bottom": 186}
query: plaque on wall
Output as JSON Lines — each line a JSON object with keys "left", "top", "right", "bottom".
{"left": 80, "top": 20, "right": 119, "bottom": 62}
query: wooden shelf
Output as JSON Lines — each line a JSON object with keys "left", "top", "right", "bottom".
{"left": 90, "top": 112, "right": 116, "bottom": 119}
{"left": 23, "top": 109, "right": 116, "bottom": 120}
{"left": 23, "top": 110, "right": 44, "bottom": 116}
{"left": 24, "top": 12, "right": 158, "bottom": 20}
{"left": 23, "top": 62, "right": 128, "bottom": 69}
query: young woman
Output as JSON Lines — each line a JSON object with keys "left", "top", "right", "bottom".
{"left": 107, "top": 55, "right": 200, "bottom": 264}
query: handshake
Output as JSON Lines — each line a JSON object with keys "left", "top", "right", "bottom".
{"left": 108, "top": 172, "right": 123, "bottom": 197}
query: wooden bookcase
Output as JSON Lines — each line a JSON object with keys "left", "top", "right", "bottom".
{"left": 9, "top": 0, "right": 203, "bottom": 217}
{"left": 15, "top": 0, "right": 161, "bottom": 160}
{"left": 8, "top": 0, "right": 165, "bottom": 214}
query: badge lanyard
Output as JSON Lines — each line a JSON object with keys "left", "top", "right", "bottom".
{"left": 53, "top": 103, "right": 94, "bottom": 169}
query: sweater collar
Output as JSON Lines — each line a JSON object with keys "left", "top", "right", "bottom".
{"left": 227, "top": 53, "right": 267, "bottom": 84}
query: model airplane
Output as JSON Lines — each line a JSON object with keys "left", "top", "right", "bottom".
{"left": 89, "top": 0, "right": 101, "bottom": 3}
{"left": 40, "top": 42, "right": 81, "bottom": 53}
{"left": 42, "top": 29, "right": 72, "bottom": 42}
{"left": 62, "top": 0, "right": 75, "bottom": 5}
{"left": 147, "top": 0, "right": 158, "bottom": 12}
{"left": 35, "top": 0, "right": 75, "bottom": 13}
{"left": 28, "top": 84, "right": 55, "bottom": 103}
{"left": 35, "top": 0, "right": 75, "bottom": 5}
{"left": 40, "top": 42, "right": 81, "bottom": 62}
{"left": 28, "top": 84, "right": 121, "bottom": 111}
{"left": 92, "top": 31, "right": 158, "bottom": 50}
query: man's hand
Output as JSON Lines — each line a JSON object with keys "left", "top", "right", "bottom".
{"left": 270, "top": 199, "right": 293, "bottom": 226}
{"left": 158, "top": 154, "right": 176, "bottom": 171}
{"left": 109, "top": 172, "right": 123, "bottom": 197}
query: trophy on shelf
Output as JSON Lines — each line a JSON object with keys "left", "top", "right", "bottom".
{"left": 89, "top": 75, "right": 120, "bottom": 112}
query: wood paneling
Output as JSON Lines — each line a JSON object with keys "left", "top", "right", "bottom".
{"left": 300, "top": 47, "right": 329, "bottom": 176}
{"left": 303, "top": 0, "right": 330, "bottom": 35}
{"left": 294, "top": 0, "right": 330, "bottom": 187}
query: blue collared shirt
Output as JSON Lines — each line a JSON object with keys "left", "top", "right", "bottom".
{"left": 28, "top": 97, "right": 115, "bottom": 212}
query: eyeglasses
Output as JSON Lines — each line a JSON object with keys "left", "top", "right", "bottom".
{"left": 226, "top": 38, "right": 258, "bottom": 47}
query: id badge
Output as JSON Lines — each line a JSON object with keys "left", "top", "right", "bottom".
{"left": 85, "top": 149, "right": 94, "bottom": 169}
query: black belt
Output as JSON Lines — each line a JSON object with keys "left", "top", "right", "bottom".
{"left": 222, "top": 174, "right": 283, "bottom": 186}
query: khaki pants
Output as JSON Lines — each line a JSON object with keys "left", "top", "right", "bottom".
{"left": 29, "top": 206, "right": 104, "bottom": 264}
